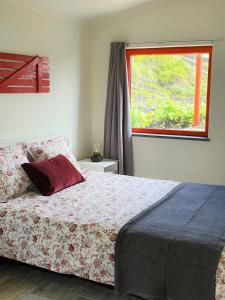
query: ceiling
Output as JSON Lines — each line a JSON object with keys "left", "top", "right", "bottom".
{"left": 13, "top": 0, "right": 152, "bottom": 20}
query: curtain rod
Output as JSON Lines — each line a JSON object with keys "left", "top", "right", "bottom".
{"left": 126, "top": 38, "right": 223, "bottom": 48}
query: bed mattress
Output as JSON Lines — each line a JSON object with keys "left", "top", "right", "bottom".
{"left": 0, "top": 171, "right": 224, "bottom": 299}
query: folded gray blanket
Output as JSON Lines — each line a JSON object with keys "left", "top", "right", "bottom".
{"left": 115, "top": 183, "right": 225, "bottom": 300}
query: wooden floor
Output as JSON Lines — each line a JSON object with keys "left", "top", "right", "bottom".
{"left": 0, "top": 258, "right": 138, "bottom": 300}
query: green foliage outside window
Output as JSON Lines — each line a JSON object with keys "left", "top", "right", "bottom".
{"left": 130, "top": 54, "right": 208, "bottom": 130}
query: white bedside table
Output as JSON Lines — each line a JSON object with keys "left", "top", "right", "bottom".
{"left": 78, "top": 158, "right": 118, "bottom": 174}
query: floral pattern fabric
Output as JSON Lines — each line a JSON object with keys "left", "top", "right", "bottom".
{"left": 0, "top": 143, "right": 30, "bottom": 202}
{"left": 0, "top": 171, "right": 224, "bottom": 299}
{"left": 25, "top": 136, "right": 81, "bottom": 171}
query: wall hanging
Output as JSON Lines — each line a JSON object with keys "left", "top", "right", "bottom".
{"left": 0, "top": 52, "right": 50, "bottom": 93}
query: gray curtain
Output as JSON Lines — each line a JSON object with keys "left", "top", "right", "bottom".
{"left": 104, "top": 42, "right": 134, "bottom": 176}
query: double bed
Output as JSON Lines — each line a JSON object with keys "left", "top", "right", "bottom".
{"left": 0, "top": 170, "right": 224, "bottom": 299}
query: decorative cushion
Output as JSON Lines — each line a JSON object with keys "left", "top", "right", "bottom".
{"left": 22, "top": 155, "right": 85, "bottom": 196}
{"left": 0, "top": 144, "right": 30, "bottom": 202}
{"left": 26, "top": 136, "right": 81, "bottom": 171}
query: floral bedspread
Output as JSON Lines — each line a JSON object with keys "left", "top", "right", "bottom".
{"left": 0, "top": 171, "right": 224, "bottom": 299}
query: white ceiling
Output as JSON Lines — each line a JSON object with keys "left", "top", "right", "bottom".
{"left": 13, "top": 0, "right": 152, "bottom": 20}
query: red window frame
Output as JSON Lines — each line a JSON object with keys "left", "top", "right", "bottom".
{"left": 126, "top": 46, "right": 213, "bottom": 137}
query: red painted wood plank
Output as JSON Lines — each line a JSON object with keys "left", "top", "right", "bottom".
{"left": 40, "top": 64, "right": 49, "bottom": 71}
{"left": 8, "top": 79, "right": 36, "bottom": 86}
{"left": 39, "top": 57, "right": 49, "bottom": 64}
{"left": 44, "top": 72, "right": 49, "bottom": 78}
{"left": 0, "top": 87, "right": 37, "bottom": 93}
{"left": 0, "top": 53, "right": 48, "bottom": 64}
{"left": 0, "top": 74, "right": 33, "bottom": 81}
{"left": 39, "top": 72, "right": 49, "bottom": 79}
{"left": 0, "top": 69, "right": 44, "bottom": 78}
{"left": 0, "top": 69, "right": 14, "bottom": 77}
{"left": 0, "top": 61, "right": 48, "bottom": 73}
{"left": 0, "top": 52, "right": 35, "bottom": 62}
{"left": 0, "top": 69, "right": 47, "bottom": 79}
{"left": 18, "top": 72, "right": 49, "bottom": 80}
{"left": 0, "top": 73, "right": 49, "bottom": 82}
{"left": 40, "top": 80, "right": 50, "bottom": 87}
{"left": 39, "top": 86, "right": 50, "bottom": 93}
{"left": 0, "top": 53, "right": 48, "bottom": 62}
{"left": 0, "top": 79, "right": 49, "bottom": 87}
{"left": 0, "top": 61, "right": 24, "bottom": 69}
{"left": 8, "top": 79, "right": 49, "bottom": 87}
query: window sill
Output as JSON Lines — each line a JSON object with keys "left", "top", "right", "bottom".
{"left": 132, "top": 133, "right": 210, "bottom": 141}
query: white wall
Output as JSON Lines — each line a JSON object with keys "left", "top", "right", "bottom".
{"left": 0, "top": 1, "right": 91, "bottom": 158}
{"left": 1, "top": 0, "right": 225, "bottom": 184}
{"left": 90, "top": 0, "right": 225, "bottom": 185}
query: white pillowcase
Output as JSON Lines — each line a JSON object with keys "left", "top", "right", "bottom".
{"left": 0, "top": 144, "right": 30, "bottom": 202}
{"left": 26, "top": 136, "right": 81, "bottom": 171}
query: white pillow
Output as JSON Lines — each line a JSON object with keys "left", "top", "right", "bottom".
{"left": 26, "top": 136, "right": 81, "bottom": 171}
{"left": 0, "top": 144, "right": 30, "bottom": 202}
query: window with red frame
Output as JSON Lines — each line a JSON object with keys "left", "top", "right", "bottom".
{"left": 126, "top": 46, "right": 212, "bottom": 137}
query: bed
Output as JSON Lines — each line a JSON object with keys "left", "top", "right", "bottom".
{"left": 0, "top": 170, "right": 224, "bottom": 299}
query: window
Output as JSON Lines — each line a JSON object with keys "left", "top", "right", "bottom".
{"left": 126, "top": 46, "right": 212, "bottom": 137}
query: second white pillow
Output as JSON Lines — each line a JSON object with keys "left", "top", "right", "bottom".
{"left": 26, "top": 136, "right": 81, "bottom": 171}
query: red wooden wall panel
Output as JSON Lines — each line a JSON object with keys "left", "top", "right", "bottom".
{"left": 0, "top": 52, "right": 50, "bottom": 93}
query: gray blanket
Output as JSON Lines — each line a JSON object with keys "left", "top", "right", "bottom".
{"left": 115, "top": 183, "right": 225, "bottom": 300}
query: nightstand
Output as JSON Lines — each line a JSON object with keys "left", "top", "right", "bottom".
{"left": 78, "top": 158, "right": 118, "bottom": 174}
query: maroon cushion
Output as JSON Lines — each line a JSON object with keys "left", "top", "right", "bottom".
{"left": 22, "top": 154, "right": 85, "bottom": 196}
